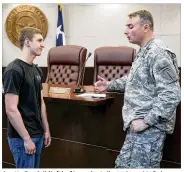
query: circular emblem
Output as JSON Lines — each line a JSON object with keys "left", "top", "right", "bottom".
{"left": 5, "top": 5, "right": 48, "bottom": 47}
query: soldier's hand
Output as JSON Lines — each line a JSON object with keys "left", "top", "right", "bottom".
{"left": 131, "top": 119, "right": 149, "bottom": 132}
{"left": 94, "top": 75, "right": 108, "bottom": 93}
{"left": 24, "top": 138, "right": 36, "bottom": 155}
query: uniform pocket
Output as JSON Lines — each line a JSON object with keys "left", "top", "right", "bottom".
{"left": 131, "top": 127, "right": 162, "bottom": 144}
{"left": 130, "top": 142, "right": 152, "bottom": 168}
{"left": 115, "top": 142, "right": 132, "bottom": 168}
{"left": 128, "top": 64, "right": 141, "bottom": 81}
{"left": 129, "top": 129, "right": 166, "bottom": 168}
{"left": 150, "top": 133, "right": 166, "bottom": 168}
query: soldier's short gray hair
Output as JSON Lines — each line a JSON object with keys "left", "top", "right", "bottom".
{"left": 128, "top": 10, "right": 154, "bottom": 31}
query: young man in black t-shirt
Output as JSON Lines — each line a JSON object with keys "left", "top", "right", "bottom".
{"left": 3, "top": 27, "right": 51, "bottom": 168}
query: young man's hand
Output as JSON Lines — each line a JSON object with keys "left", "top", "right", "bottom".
{"left": 24, "top": 138, "right": 36, "bottom": 155}
{"left": 44, "top": 131, "right": 51, "bottom": 148}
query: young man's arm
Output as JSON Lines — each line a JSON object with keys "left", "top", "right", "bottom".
{"left": 5, "top": 93, "right": 36, "bottom": 155}
{"left": 41, "top": 90, "right": 51, "bottom": 147}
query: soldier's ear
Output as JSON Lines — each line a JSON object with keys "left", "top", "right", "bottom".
{"left": 143, "top": 24, "right": 149, "bottom": 33}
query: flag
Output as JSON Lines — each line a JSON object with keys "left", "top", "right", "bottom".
{"left": 56, "top": 4, "right": 65, "bottom": 46}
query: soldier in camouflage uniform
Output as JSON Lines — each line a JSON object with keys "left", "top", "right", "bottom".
{"left": 94, "top": 10, "right": 180, "bottom": 168}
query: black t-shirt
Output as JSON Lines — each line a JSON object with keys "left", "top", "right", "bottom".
{"left": 3, "top": 58, "right": 44, "bottom": 138}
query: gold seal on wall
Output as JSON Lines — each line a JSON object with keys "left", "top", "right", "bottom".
{"left": 5, "top": 5, "right": 48, "bottom": 47}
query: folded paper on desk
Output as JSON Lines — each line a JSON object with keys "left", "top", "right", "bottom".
{"left": 49, "top": 87, "right": 71, "bottom": 94}
{"left": 76, "top": 93, "right": 106, "bottom": 98}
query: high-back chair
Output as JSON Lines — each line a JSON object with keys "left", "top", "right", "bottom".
{"left": 46, "top": 45, "right": 87, "bottom": 85}
{"left": 93, "top": 46, "right": 135, "bottom": 83}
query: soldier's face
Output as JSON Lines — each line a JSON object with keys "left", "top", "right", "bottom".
{"left": 29, "top": 34, "right": 44, "bottom": 56}
{"left": 124, "top": 16, "right": 145, "bottom": 46}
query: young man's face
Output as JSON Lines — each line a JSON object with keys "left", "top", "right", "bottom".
{"left": 124, "top": 16, "right": 145, "bottom": 45}
{"left": 29, "top": 34, "right": 44, "bottom": 56}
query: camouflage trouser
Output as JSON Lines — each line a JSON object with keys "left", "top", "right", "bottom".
{"left": 115, "top": 127, "right": 166, "bottom": 168}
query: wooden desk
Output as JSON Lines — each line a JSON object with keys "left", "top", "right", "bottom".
{"left": 40, "top": 84, "right": 117, "bottom": 168}
{"left": 2, "top": 83, "right": 181, "bottom": 168}
{"left": 42, "top": 83, "right": 113, "bottom": 106}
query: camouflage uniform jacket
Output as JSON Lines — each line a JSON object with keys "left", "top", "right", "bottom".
{"left": 108, "top": 37, "right": 181, "bottom": 134}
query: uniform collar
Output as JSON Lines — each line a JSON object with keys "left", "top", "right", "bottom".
{"left": 137, "top": 37, "right": 155, "bottom": 58}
